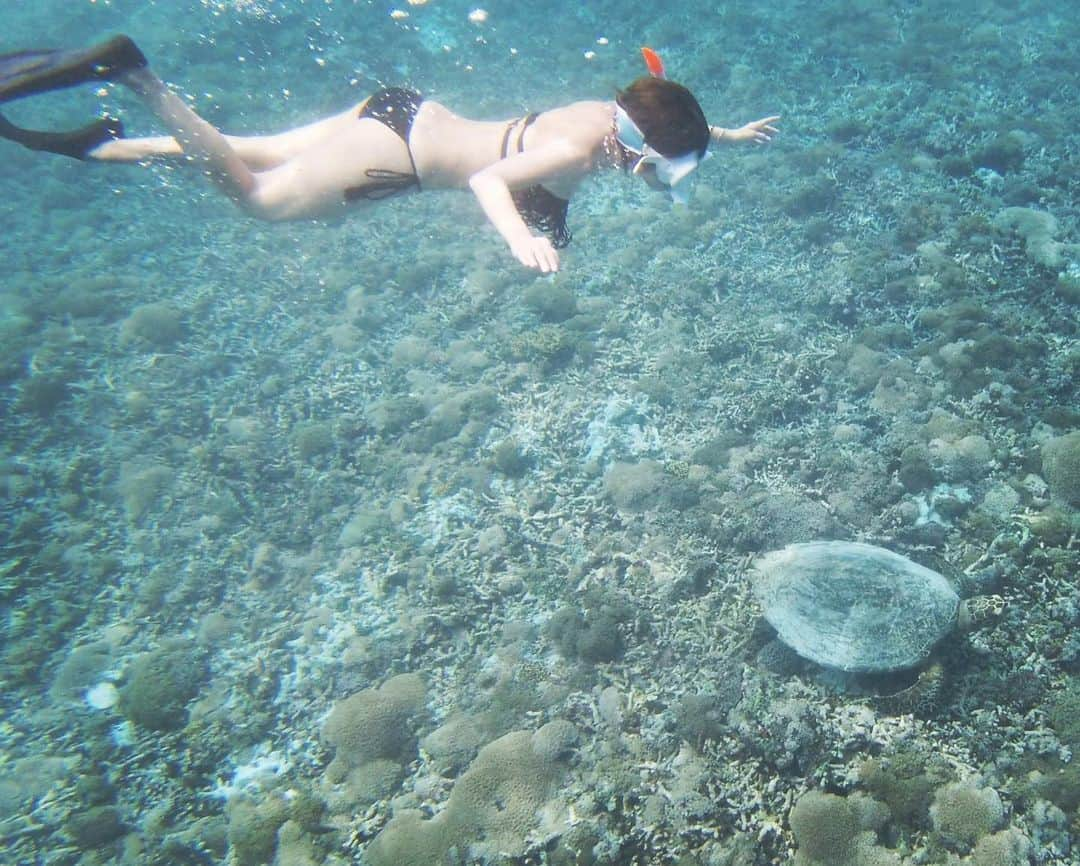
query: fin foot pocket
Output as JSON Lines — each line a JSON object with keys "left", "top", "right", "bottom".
{"left": 0, "top": 35, "right": 146, "bottom": 104}
{"left": 0, "top": 110, "right": 124, "bottom": 160}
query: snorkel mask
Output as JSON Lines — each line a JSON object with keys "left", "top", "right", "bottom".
{"left": 615, "top": 47, "right": 711, "bottom": 204}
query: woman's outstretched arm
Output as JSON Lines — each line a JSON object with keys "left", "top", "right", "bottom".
{"left": 468, "top": 137, "right": 590, "bottom": 274}
{"left": 710, "top": 115, "right": 781, "bottom": 145}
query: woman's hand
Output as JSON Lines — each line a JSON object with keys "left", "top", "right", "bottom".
{"left": 511, "top": 234, "right": 560, "bottom": 273}
{"left": 712, "top": 116, "right": 781, "bottom": 145}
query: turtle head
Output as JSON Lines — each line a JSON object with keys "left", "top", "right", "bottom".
{"left": 956, "top": 595, "right": 1006, "bottom": 631}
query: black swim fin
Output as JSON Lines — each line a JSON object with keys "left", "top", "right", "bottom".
{"left": 0, "top": 35, "right": 146, "bottom": 104}
{"left": 0, "top": 110, "right": 124, "bottom": 160}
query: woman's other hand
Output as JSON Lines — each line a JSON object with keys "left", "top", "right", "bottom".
{"left": 732, "top": 116, "right": 781, "bottom": 144}
{"left": 511, "top": 234, "right": 560, "bottom": 273}
{"left": 713, "top": 116, "right": 781, "bottom": 145}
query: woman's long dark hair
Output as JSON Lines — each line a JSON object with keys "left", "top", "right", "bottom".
{"left": 615, "top": 77, "right": 709, "bottom": 159}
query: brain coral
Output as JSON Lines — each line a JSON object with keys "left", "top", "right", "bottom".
{"left": 121, "top": 642, "right": 208, "bottom": 731}
{"left": 322, "top": 673, "right": 426, "bottom": 781}
{"left": 362, "top": 809, "right": 453, "bottom": 866}
{"left": 972, "top": 829, "right": 1031, "bottom": 866}
{"left": 1042, "top": 431, "right": 1080, "bottom": 507}
{"left": 789, "top": 789, "right": 904, "bottom": 866}
{"left": 789, "top": 790, "right": 859, "bottom": 863}
{"left": 929, "top": 780, "right": 1004, "bottom": 850}
{"left": 366, "top": 721, "right": 578, "bottom": 866}
{"left": 448, "top": 723, "right": 576, "bottom": 857}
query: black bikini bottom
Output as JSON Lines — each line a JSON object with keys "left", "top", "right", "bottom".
{"left": 344, "top": 86, "right": 423, "bottom": 202}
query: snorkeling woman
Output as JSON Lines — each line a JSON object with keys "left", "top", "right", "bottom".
{"left": 0, "top": 35, "right": 779, "bottom": 273}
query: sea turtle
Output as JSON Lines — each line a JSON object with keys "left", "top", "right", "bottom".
{"left": 750, "top": 540, "right": 1005, "bottom": 713}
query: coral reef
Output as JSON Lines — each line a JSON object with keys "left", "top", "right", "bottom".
{"left": 1, "top": 2, "right": 1077, "bottom": 865}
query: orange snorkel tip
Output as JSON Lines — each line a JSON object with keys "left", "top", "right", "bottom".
{"left": 640, "top": 46, "right": 666, "bottom": 79}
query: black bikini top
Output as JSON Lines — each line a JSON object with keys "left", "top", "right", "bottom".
{"left": 500, "top": 113, "right": 572, "bottom": 249}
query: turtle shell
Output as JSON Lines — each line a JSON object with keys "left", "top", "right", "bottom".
{"left": 752, "top": 541, "right": 960, "bottom": 673}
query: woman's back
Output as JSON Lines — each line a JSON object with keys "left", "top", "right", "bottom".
{"left": 410, "top": 99, "right": 612, "bottom": 196}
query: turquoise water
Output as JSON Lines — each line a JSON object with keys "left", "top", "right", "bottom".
{"left": 1, "top": 1, "right": 1078, "bottom": 864}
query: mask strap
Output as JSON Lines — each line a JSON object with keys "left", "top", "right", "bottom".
{"left": 614, "top": 105, "right": 646, "bottom": 155}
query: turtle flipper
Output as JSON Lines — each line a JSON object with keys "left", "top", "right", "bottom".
{"left": 0, "top": 35, "right": 146, "bottom": 104}
{"left": 957, "top": 594, "right": 1006, "bottom": 631}
{"left": 875, "top": 661, "right": 944, "bottom": 716}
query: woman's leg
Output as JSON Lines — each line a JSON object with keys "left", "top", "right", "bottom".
{"left": 89, "top": 134, "right": 183, "bottom": 162}
{"left": 0, "top": 35, "right": 374, "bottom": 217}
{"left": 116, "top": 66, "right": 259, "bottom": 205}
{"left": 91, "top": 132, "right": 289, "bottom": 169}
{"left": 90, "top": 103, "right": 368, "bottom": 171}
